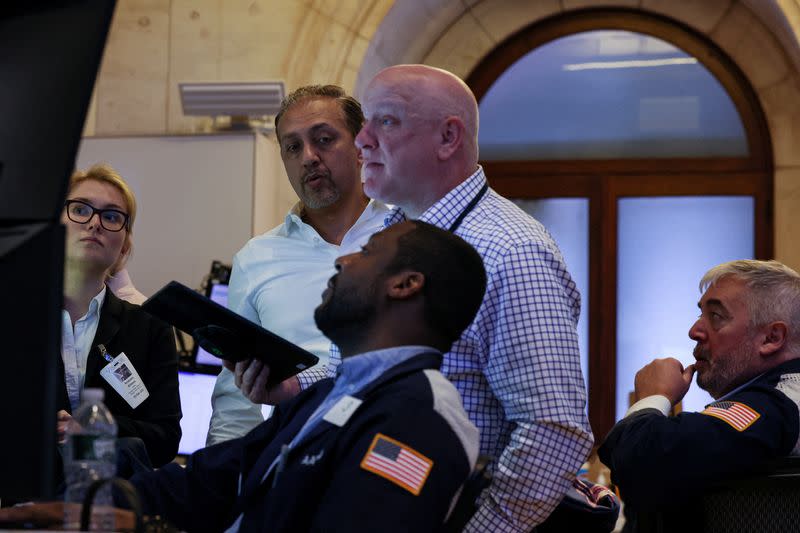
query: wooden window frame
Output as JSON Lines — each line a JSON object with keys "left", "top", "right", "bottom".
{"left": 466, "top": 8, "right": 773, "bottom": 438}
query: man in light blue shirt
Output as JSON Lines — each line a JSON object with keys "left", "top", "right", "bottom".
{"left": 207, "top": 85, "right": 390, "bottom": 444}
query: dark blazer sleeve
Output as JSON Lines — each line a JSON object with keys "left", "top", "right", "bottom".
{"left": 86, "top": 291, "right": 182, "bottom": 467}
{"left": 131, "top": 383, "right": 323, "bottom": 532}
{"left": 598, "top": 385, "right": 799, "bottom": 509}
{"left": 131, "top": 437, "right": 243, "bottom": 532}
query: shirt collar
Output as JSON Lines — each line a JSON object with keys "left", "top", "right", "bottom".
{"left": 336, "top": 345, "right": 440, "bottom": 393}
{"left": 714, "top": 358, "right": 800, "bottom": 403}
{"left": 710, "top": 372, "right": 766, "bottom": 405}
{"left": 71, "top": 286, "right": 106, "bottom": 324}
{"left": 88, "top": 286, "right": 106, "bottom": 317}
{"left": 285, "top": 199, "right": 390, "bottom": 234}
{"left": 284, "top": 201, "right": 306, "bottom": 231}
{"left": 353, "top": 199, "right": 390, "bottom": 227}
{"left": 385, "top": 166, "right": 487, "bottom": 228}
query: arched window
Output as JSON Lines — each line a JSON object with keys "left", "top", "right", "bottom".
{"left": 467, "top": 9, "right": 773, "bottom": 438}
{"left": 479, "top": 30, "right": 748, "bottom": 160}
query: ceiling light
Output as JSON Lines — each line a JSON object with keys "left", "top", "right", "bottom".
{"left": 563, "top": 57, "right": 697, "bottom": 71}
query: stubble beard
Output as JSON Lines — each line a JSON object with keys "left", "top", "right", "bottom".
{"left": 695, "top": 343, "right": 755, "bottom": 399}
{"left": 314, "top": 283, "right": 375, "bottom": 349}
{"left": 302, "top": 176, "right": 341, "bottom": 210}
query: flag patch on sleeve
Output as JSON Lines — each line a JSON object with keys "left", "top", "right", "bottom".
{"left": 701, "top": 401, "right": 760, "bottom": 431}
{"left": 360, "top": 433, "right": 433, "bottom": 495}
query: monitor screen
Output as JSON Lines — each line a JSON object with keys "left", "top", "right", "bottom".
{"left": 177, "top": 371, "right": 217, "bottom": 456}
{"left": 177, "top": 369, "right": 272, "bottom": 456}
{"left": 193, "top": 281, "right": 228, "bottom": 369}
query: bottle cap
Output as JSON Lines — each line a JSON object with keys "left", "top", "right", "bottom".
{"left": 83, "top": 387, "right": 105, "bottom": 403}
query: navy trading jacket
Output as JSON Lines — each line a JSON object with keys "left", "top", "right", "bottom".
{"left": 131, "top": 351, "right": 479, "bottom": 532}
{"left": 599, "top": 358, "right": 800, "bottom": 519}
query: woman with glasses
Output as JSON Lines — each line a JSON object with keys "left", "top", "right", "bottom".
{"left": 57, "top": 163, "right": 181, "bottom": 470}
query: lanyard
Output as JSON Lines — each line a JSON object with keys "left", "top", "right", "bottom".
{"left": 448, "top": 182, "right": 489, "bottom": 233}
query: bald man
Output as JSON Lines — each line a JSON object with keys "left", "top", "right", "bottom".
{"left": 347, "top": 64, "right": 594, "bottom": 531}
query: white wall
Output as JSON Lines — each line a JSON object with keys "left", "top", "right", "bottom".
{"left": 76, "top": 132, "right": 286, "bottom": 297}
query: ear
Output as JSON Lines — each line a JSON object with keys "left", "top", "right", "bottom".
{"left": 109, "top": 237, "right": 132, "bottom": 276}
{"left": 386, "top": 271, "right": 425, "bottom": 300}
{"left": 119, "top": 237, "right": 132, "bottom": 263}
{"left": 436, "top": 116, "right": 465, "bottom": 161}
{"left": 758, "top": 322, "right": 788, "bottom": 358}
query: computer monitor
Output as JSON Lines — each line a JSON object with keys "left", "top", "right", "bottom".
{"left": 176, "top": 369, "right": 272, "bottom": 456}
{"left": 175, "top": 278, "right": 229, "bottom": 456}
{"left": 0, "top": 1, "right": 116, "bottom": 503}
{"left": 177, "top": 370, "right": 217, "bottom": 455}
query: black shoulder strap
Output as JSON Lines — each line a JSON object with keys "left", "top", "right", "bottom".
{"left": 448, "top": 182, "right": 488, "bottom": 233}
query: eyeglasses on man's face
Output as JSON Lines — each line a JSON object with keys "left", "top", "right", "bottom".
{"left": 63, "top": 199, "right": 130, "bottom": 232}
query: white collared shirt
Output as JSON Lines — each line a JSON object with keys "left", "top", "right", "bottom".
{"left": 207, "top": 200, "right": 390, "bottom": 445}
{"left": 61, "top": 287, "right": 107, "bottom": 411}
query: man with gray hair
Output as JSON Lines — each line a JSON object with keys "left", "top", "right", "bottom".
{"left": 599, "top": 259, "right": 800, "bottom": 528}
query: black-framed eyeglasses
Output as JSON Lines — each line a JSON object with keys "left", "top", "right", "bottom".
{"left": 64, "top": 199, "right": 130, "bottom": 232}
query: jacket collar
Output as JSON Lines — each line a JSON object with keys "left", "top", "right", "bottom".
{"left": 349, "top": 350, "right": 442, "bottom": 400}
{"left": 715, "top": 358, "right": 800, "bottom": 403}
{"left": 298, "top": 350, "right": 442, "bottom": 451}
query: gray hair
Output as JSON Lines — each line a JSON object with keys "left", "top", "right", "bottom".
{"left": 700, "top": 259, "right": 800, "bottom": 349}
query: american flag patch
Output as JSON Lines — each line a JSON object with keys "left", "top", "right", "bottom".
{"left": 701, "top": 401, "right": 760, "bottom": 431}
{"left": 360, "top": 433, "right": 433, "bottom": 495}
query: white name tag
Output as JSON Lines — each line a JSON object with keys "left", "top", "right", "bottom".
{"left": 99, "top": 352, "right": 149, "bottom": 409}
{"left": 322, "top": 395, "right": 363, "bottom": 427}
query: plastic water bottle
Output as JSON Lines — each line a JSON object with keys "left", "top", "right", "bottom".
{"left": 63, "top": 387, "right": 117, "bottom": 531}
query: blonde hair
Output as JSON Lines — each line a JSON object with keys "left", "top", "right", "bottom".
{"left": 68, "top": 163, "right": 136, "bottom": 276}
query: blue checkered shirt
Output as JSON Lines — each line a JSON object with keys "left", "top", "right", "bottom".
{"left": 327, "top": 167, "right": 593, "bottom": 531}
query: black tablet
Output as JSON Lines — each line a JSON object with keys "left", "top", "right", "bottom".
{"left": 143, "top": 281, "right": 320, "bottom": 385}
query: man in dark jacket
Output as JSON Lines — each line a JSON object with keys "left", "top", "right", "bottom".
{"left": 129, "top": 220, "right": 486, "bottom": 532}
{"left": 599, "top": 259, "right": 800, "bottom": 530}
